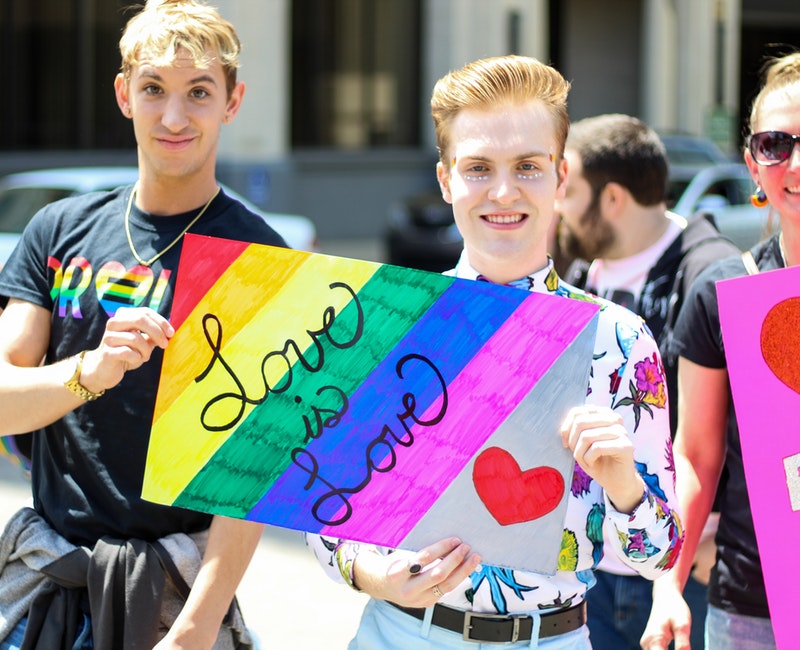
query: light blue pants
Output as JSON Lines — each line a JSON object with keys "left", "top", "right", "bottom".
{"left": 349, "top": 599, "right": 592, "bottom": 650}
{"left": 706, "top": 604, "right": 776, "bottom": 650}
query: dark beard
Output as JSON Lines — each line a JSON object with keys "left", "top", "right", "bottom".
{"left": 558, "top": 201, "right": 615, "bottom": 262}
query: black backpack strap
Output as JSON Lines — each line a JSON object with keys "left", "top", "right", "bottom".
{"left": 660, "top": 217, "right": 737, "bottom": 362}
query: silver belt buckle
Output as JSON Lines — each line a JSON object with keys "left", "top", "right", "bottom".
{"left": 462, "top": 611, "right": 522, "bottom": 644}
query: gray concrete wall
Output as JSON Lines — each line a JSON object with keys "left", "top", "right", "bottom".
{"left": 561, "top": 0, "right": 643, "bottom": 120}
{"left": 220, "top": 150, "right": 438, "bottom": 240}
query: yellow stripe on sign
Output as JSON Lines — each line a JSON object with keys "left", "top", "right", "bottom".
{"left": 153, "top": 246, "right": 308, "bottom": 419}
{"left": 143, "top": 248, "right": 380, "bottom": 505}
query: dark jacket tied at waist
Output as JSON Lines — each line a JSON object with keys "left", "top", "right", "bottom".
{"left": 0, "top": 507, "right": 251, "bottom": 650}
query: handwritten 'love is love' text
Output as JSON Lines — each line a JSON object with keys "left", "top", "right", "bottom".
{"left": 192, "top": 281, "right": 449, "bottom": 526}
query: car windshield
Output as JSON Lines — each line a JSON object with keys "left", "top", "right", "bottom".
{"left": 661, "top": 135, "right": 729, "bottom": 166}
{"left": 0, "top": 187, "right": 75, "bottom": 232}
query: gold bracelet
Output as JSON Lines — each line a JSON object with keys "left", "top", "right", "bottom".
{"left": 64, "top": 350, "right": 105, "bottom": 401}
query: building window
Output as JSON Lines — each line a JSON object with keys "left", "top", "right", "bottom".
{"left": 1, "top": 1, "right": 136, "bottom": 151}
{"left": 291, "top": 0, "right": 422, "bottom": 149}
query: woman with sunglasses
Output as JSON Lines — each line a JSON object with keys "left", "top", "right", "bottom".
{"left": 641, "top": 52, "right": 800, "bottom": 650}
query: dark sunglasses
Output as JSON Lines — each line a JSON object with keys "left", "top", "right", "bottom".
{"left": 748, "top": 130, "right": 800, "bottom": 166}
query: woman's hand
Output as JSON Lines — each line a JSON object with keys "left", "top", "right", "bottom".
{"left": 640, "top": 579, "right": 693, "bottom": 649}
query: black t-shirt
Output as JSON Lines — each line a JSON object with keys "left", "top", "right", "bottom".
{"left": 670, "top": 234, "right": 783, "bottom": 618}
{"left": 0, "top": 185, "right": 287, "bottom": 546}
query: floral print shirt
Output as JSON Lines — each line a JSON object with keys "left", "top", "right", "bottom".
{"left": 308, "top": 256, "right": 683, "bottom": 615}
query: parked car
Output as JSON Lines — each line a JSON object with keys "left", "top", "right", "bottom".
{"left": 671, "top": 162, "right": 777, "bottom": 250}
{"left": 385, "top": 136, "right": 772, "bottom": 271}
{"left": 385, "top": 189, "right": 463, "bottom": 272}
{"left": 660, "top": 131, "right": 732, "bottom": 206}
{"left": 0, "top": 167, "right": 317, "bottom": 264}
{"left": 659, "top": 131, "right": 732, "bottom": 166}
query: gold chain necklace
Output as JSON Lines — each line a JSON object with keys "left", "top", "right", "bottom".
{"left": 124, "top": 182, "right": 220, "bottom": 267}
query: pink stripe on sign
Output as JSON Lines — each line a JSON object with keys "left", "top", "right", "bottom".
{"left": 320, "top": 295, "right": 597, "bottom": 545}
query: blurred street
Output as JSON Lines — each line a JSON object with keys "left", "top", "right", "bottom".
{"left": 317, "top": 238, "right": 384, "bottom": 264}
{"left": 0, "top": 239, "right": 385, "bottom": 649}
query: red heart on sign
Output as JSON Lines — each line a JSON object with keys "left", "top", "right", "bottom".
{"left": 761, "top": 297, "right": 800, "bottom": 394}
{"left": 472, "top": 447, "right": 565, "bottom": 526}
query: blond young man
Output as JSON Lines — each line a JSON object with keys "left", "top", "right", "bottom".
{"left": 309, "top": 55, "right": 683, "bottom": 650}
{"left": 0, "top": 1, "right": 285, "bottom": 648}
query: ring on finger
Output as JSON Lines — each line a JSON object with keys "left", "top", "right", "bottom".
{"left": 432, "top": 584, "right": 443, "bottom": 598}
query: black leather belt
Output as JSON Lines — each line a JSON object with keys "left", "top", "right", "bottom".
{"left": 389, "top": 600, "right": 586, "bottom": 644}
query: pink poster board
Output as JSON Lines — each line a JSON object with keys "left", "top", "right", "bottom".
{"left": 718, "top": 264, "right": 800, "bottom": 650}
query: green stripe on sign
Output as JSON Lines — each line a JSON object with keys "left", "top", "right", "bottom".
{"left": 174, "top": 265, "right": 454, "bottom": 517}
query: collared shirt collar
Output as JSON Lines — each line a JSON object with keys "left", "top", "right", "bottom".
{"left": 448, "top": 250, "right": 557, "bottom": 293}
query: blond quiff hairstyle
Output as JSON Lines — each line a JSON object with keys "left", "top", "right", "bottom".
{"left": 431, "top": 55, "right": 571, "bottom": 169}
{"left": 119, "top": 0, "right": 241, "bottom": 96}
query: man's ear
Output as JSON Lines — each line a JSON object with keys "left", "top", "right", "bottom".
{"left": 554, "top": 157, "right": 568, "bottom": 201}
{"left": 436, "top": 161, "right": 453, "bottom": 204}
{"left": 223, "top": 81, "right": 246, "bottom": 123}
{"left": 114, "top": 74, "right": 132, "bottom": 118}
{"left": 600, "top": 182, "right": 628, "bottom": 221}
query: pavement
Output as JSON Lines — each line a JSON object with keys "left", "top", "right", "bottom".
{"left": 0, "top": 239, "right": 386, "bottom": 649}
{"left": 0, "top": 456, "right": 369, "bottom": 648}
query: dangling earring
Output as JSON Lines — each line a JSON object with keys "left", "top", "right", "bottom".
{"left": 751, "top": 186, "right": 768, "bottom": 208}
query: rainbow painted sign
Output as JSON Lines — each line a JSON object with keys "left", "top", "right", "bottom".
{"left": 143, "top": 234, "right": 600, "bottom": 573}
